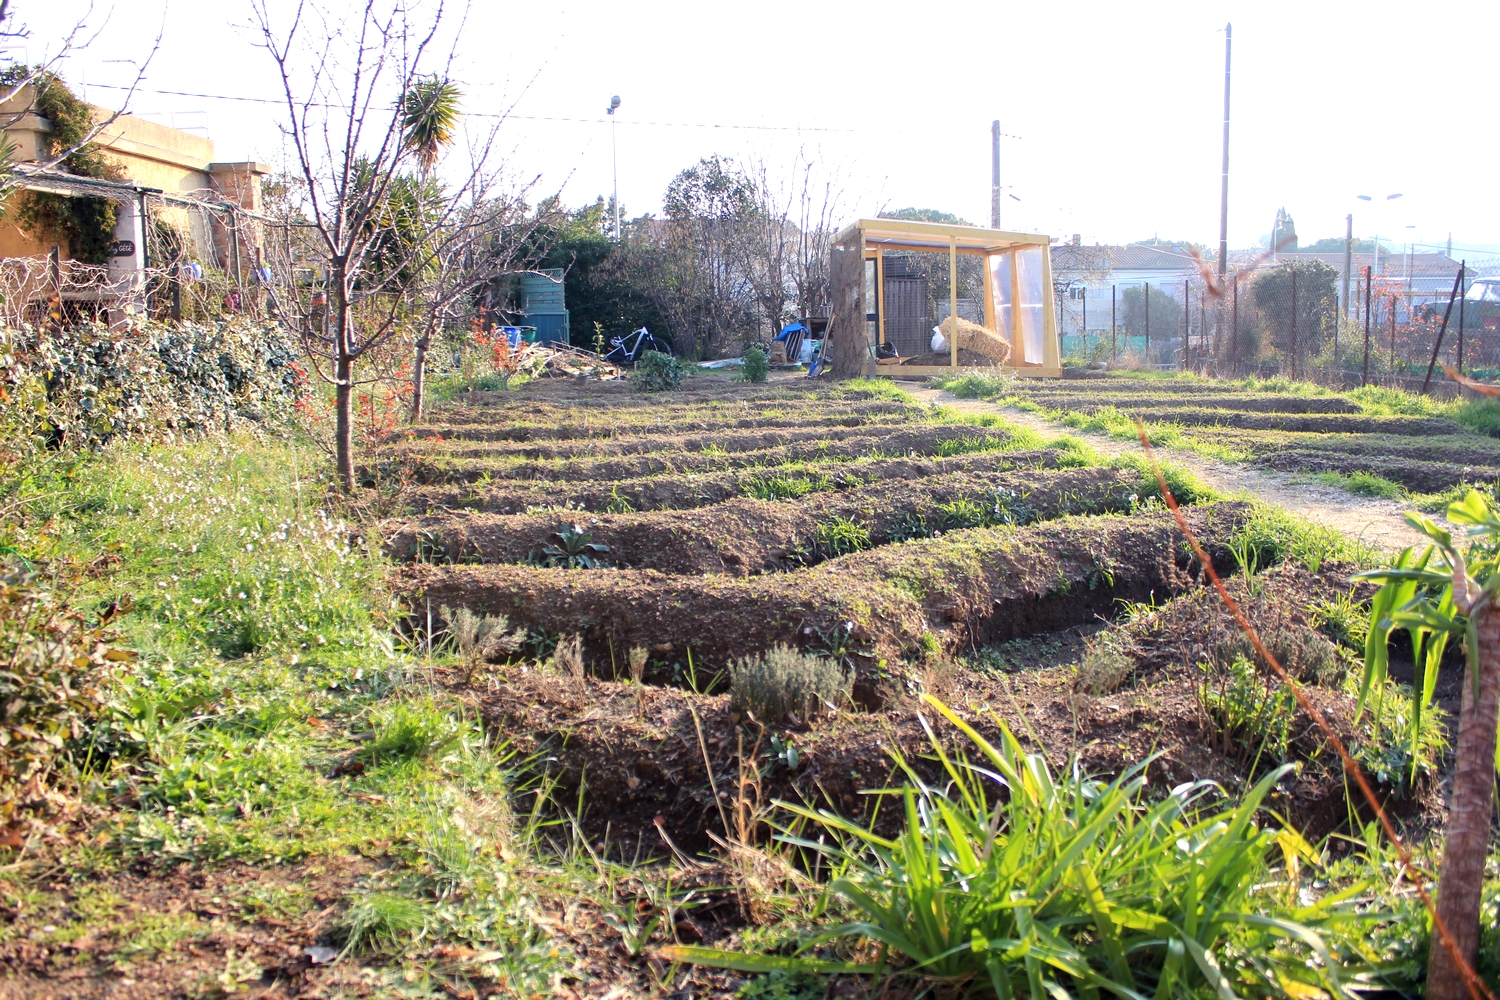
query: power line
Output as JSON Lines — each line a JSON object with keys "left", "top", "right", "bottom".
{"left": 84, "top": 81, "right": 859, "bottom": 133}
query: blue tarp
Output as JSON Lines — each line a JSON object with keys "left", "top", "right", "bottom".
{"left": 775, "top": 322, "right": 807, "bottom": 341}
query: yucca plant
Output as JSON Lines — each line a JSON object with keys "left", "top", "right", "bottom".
{"left": 666, "top": 694, "right": 1359, "bottom": 998}
{"left": 1356, "top": 490, "right": 1500, "bottom": 1000}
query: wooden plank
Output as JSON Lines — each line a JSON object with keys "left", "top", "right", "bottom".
{"left": 848, "top": 217, "right": 1050, "bottom": 246}
{"left": 876, "top": 250, "right": 887, "bottom": 347}
{"left": 1040, "top": 241, "right": 1062, "bottom": 372}
{"left": 949, "top": 235, "right": 958, "bottom": 369}
{"left": 983, "top": 249, "right": 996, "bottom": 333}
{"left": 1010, "top": 243, "right": 1027, "bottom": 366}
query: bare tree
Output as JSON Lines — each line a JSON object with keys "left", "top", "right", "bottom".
{"left": 252, "top": 0, "right": 535, "bottom": 489}
{"left": 734, "top": 151, "right": 848, "bottom": 346}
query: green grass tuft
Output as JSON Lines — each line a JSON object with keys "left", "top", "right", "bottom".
{"left": 1312, "top": 469, "right": 1407, "bottom": 500}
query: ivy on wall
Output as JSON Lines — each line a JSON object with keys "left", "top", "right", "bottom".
{"left": 0, "top": 68, "right": 125, "bottom": 264}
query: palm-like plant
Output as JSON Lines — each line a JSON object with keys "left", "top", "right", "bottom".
{"left": 402, "top": 75, "right": 461, "bottom": 175}
{"left": 1357, "top": 490, "right": 1500, "bottom": 1000}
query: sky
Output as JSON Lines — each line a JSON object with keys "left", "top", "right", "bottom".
{"left": 15, "top": 0, "right": 1500, "bottom": 260}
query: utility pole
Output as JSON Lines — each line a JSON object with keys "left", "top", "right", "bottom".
{"left": 1342, "top": 213, "right": 1353, "bottom": 321}
{"left": 1217, "top": 23, "right": 1232, "bottom": 280}
{"left": 608, "top": 95, "right": 622, "bottom": 240}
{"left": 991, "top": 119, "right": 1002, "bottom": 230}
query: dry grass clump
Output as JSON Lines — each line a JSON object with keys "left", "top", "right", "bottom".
{"left": 441, "top": 604, "right": 525, "bottom": 666}
{"left": 730, "top": 644, "right": 850, "bottom": 724}
{"left": 1211, "top": 625, "right": 1344, "bottom": 686}
{"left": 1075, "top": 633, "right": 1136, "bottom": 696}
{"left": 552, "top": 633, "right": 585, "bottom": 682}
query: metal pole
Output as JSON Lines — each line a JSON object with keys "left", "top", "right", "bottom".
{"left": 1290, "top": 270, "right": 1299, "bottom": 379}
{"left": 991, "top": 120, "right": 1001, "bottom": 230}
{"left": 1144, "top": 282, "right": 1150, "bottom": 363}
{"left": 1111, "top": 284, "right": 1116, "bottom": 363}
{"left": 1081, "top": 285, "right": 1087, "bottom": 340}
{"left": 1217, "top": 23, "right": 1232, "bottom": 281}
{"left": 1421, "top": 267, "right": 1465, "bottom": 393}
{"left": 612, "top": 113, "right": 620, "bottom": 240}
{"left": 1341, "top": 213, "right": 1353, "bottom": 323}
{"left": 1362, "top": 265, "right": 1372, "bottom": 385}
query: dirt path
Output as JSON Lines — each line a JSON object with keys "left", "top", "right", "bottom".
{"left": 908, "top": 387, "right": 1432, "bottom": 553}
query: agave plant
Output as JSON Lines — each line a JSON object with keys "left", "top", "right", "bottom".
{"left": 665, "top": 695, "right": 1361, "bottom": 999}
{"left": 540, "top": 525, "right": 611, "bottom": 569}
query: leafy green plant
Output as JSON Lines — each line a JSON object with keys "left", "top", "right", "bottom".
{"left": 935, "top": 435, "right": 1004, "bottom": 458}
{"left": 670, "top": 696, "right": 1356, "bottom": 999}
{"left": 602, "top": 485, "right": 635, "bottom": 514}
{"left": 632, "top": 350, "right": 685, "bottom": 392}
{"left": 359, "top": 700, "right": 462, "bottom": 767}
{"left": 886, "top": 511, "right": 931, "bottom": 542}
{"left": 740, "top": 345, "right": 770, "bottom": 383}
{"left": 337, "top": 891, "right": 428, "bottom": 957}
{"left": 936, "top": 496, "right": 989, "bottom": 530}
{"left": 730, "top": 645, "right": 850, "bottom": 724}
{"left": 743, "top": 475, "right": 831, "bottom": 501}
{"left": 1197, "top": 654, "right": 1297, "bottom": 771}
{"left": 935, "top": 370, "right": 1014, "bottom": 400}
{"left": 1313, "top": 470, "right": 1407, "bottom": 499}
{"left": 0, "top": 560, "right": 127, "bottom": 824}
{"left": 812, "top": 517, "right": 870, "bottom": 557}
{"left": 540, "top": 525, "right": 611, "bottom": 568}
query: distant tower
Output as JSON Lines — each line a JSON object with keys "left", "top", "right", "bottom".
{"left": 1270, "top": 207, "right": 1299, "bottom": 255}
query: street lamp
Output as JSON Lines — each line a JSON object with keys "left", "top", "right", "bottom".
{"left": 607, "top": 95, "right": 621, "bottom": 241}
{"left": 1355, "top": 192, "right": 1402, "bottom": 276}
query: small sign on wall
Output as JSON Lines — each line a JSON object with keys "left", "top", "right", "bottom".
{"left": 108, "top": 240, "right": 136, "bottom": 257}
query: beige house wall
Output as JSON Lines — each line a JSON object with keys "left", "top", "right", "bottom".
{"left": 0, "top": 84, "right": 267, "bottom": 267}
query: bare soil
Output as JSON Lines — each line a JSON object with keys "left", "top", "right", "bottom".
{"left": 393, "top": 503, "right": 1250, "bottom": 699}
{"left": 402, "top": 424, "right": 1025, "bottom": 485}
{"left": 444, "top": 562, "right": 1429, "bottom": 858}
{"left": 382, "top": 466, "right": 1142, "bottom": 575}
{"left": 402, "top": 448, "right": 1070, "bottom": 515}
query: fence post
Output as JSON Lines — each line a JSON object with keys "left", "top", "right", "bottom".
{"left": 1231, "top": 275, "right": 1238, "bottom": 373}
{"left": 1199, "top": 285, "right": 1207, "bottom": 371}
{"left": 1458, "top": 261, "right": 1467, "bottom": 374}
{"left": 1389, "top": 296, "right": 1397, "bottom": 378}
{"left": 1362, "top": 265, "right": 1372, "bottom": 386}
{"left": 1111, "top": 284, "right": 1116, "bottom": 363}
{"left": 1421, "top": 267, "right": 1465, "bottom": 394}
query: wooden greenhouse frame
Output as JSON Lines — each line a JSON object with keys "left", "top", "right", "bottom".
{"left": 827, "top": 218, "right": 1061, "bottom": 378}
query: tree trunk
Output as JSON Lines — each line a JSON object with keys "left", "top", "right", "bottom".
{"left": 331, "top": 257, "right": 356, "bottom": 493}
{"left": 334, "top": 352, "right": 355, "bottom": 492}
{"left": 1427, "top": 600, "right": 1500, "bottom": 1000}
{"left": 410, "top": 334, "right": 430, "bottom": 423}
